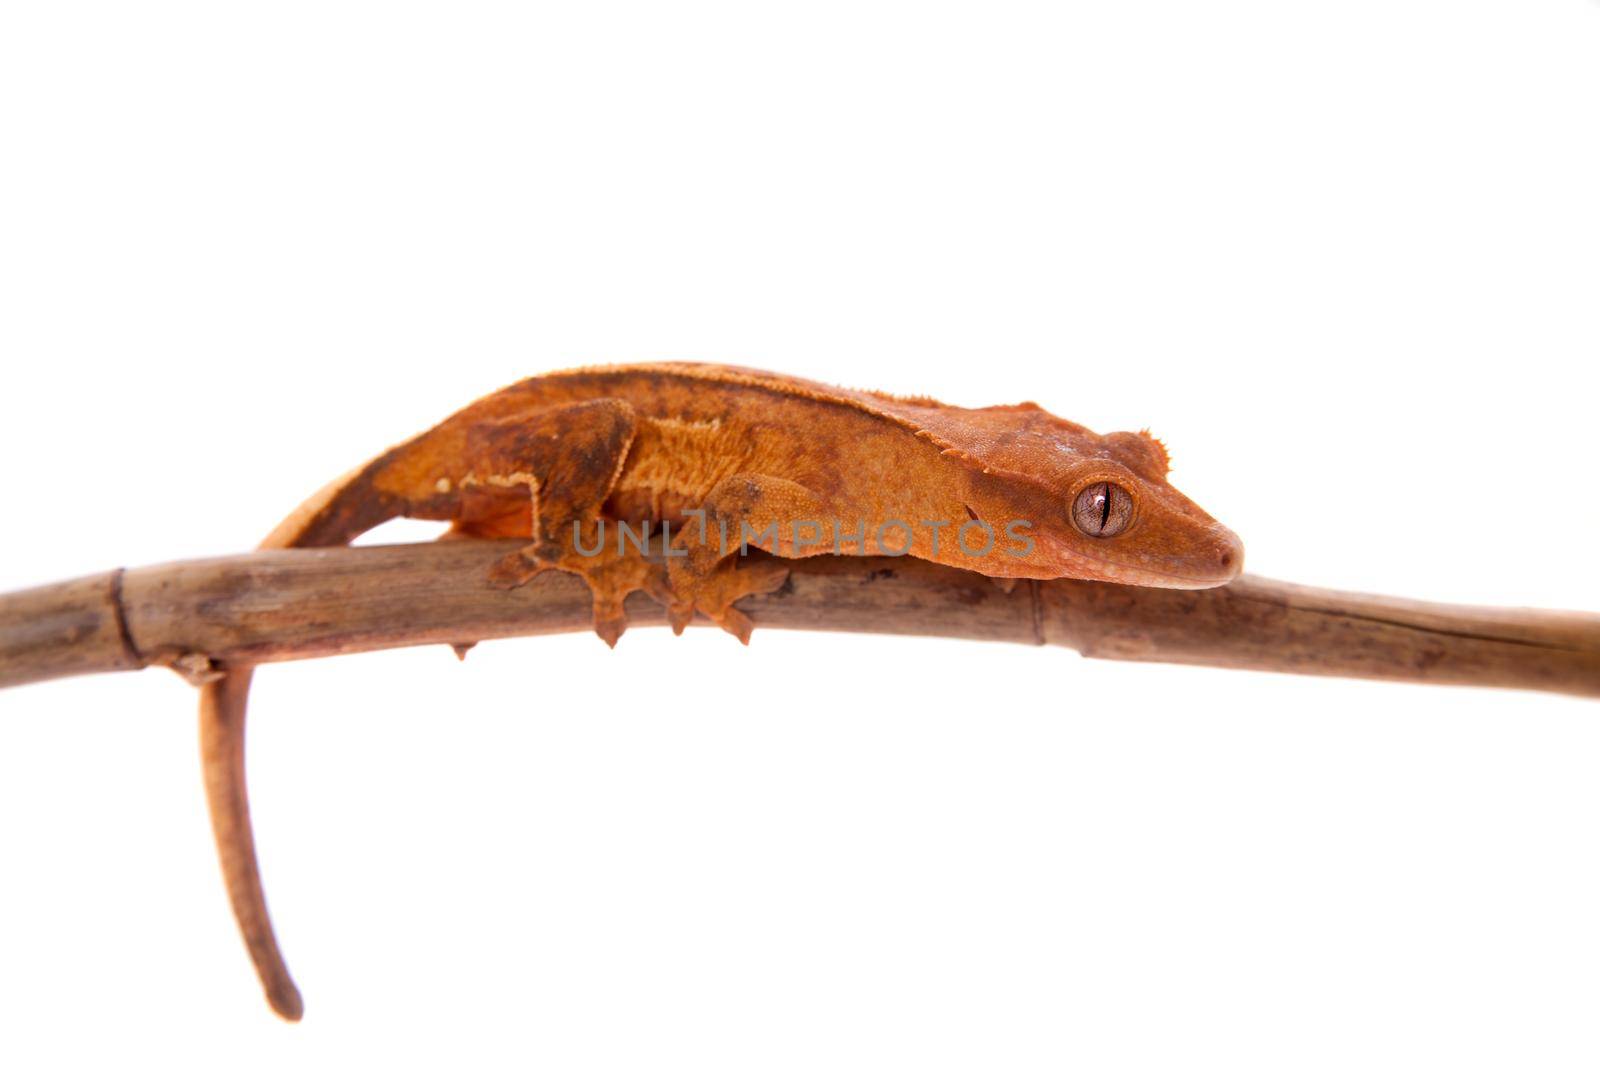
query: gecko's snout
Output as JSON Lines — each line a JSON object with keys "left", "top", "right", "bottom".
{"left": 1152, "top": 520, "right": 1244, "bottom": 588}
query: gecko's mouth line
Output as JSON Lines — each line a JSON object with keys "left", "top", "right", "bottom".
{"left": 1089, "top": 561, "right": 1234, "bottom": 589}
{"left": 1044, "top": 535, "right": 1243, "bottom": 590}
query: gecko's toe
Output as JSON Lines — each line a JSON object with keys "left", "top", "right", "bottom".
{"left": 716, "top": 607, "right": 756, "bottom": 645}
{"left": 667, "top": 602, "right": 695, "bottom": 635}
{"left": 593, "top": 604, "right": 627, "bottom": 648}
{"left": 486, "top": 548, "right": 546, "bottom": 590}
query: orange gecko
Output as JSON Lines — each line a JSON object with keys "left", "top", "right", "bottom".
{"left": 200, "top": 362, "right": 1244, "bottom": 1018}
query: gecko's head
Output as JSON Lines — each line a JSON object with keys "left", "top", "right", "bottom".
{"left": 1006, "top": 426, "right": 1243, "bottom": 589}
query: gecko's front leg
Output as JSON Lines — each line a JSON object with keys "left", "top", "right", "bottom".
{"left": 661, "top": 473, "right": 818, "bottom": 641}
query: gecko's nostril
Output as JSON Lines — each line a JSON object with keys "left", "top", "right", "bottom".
{"left": 1208, "top": 527, "right": 1244, "bottom": 580}
{"left": 1214, "top": 535, "right": 1244, "bottom": 579}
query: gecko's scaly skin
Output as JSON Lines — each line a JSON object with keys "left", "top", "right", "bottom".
{"left": 200, "top": 362, "right": 1244, "bottom": 1018}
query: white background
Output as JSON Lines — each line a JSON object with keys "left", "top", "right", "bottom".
{"left": 2, "top": 2, "right": 1598, "bottom": 1064}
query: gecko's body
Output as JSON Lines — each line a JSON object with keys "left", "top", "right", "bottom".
{"left": 203, "top": 363, "right": 1243, "bottom": 1019}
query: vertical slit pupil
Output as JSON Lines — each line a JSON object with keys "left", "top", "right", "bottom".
{"left": 1097, "top": 484, "right": 1111, "bottom": 531}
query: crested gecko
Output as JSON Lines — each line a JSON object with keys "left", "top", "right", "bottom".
{"left": 200, "top": 362, "right": 1243, "bottom": 1019}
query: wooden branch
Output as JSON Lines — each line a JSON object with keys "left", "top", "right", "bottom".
{"left": 2, "top": 540, "right": 1598, "bottom": 698}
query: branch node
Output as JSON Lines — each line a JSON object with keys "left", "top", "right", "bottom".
{"left": 169, "top": 651, "right": 226, "bottom": 687}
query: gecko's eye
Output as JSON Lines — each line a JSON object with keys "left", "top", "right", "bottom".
{"left": 1071, "top": 482, "right": 1133, "bottom": 537}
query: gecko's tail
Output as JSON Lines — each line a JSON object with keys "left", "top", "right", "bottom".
{"left": 199, "top": 460, "right": 408, "bottom": 1021}
{"left": 199, "top": 668, "right": 303, "bottom": 1020}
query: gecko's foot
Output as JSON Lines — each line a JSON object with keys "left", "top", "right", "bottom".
{"left": 571, "top": 547, "right": 662, "bottom": 648}
{"left": 665, "top": 556, "right": 790, "bottom": 643}
{"left": 487, "top": 538, "right": 661, "bottom": 648}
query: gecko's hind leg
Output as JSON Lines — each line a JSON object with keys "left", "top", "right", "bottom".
{"left": 485, "top": 521, "right": 663, "bottom": 647}
{"left": 199, "top": 668, "right": 303, "bottom": 1021}
{"left": 398, "top": 397, "right": 652, "bottom": 645}
{"left": 459, "top": 398, "right": 637, "bottom": 594}
{"left": 572, "top": 544, "right": 663, "bottom": 647}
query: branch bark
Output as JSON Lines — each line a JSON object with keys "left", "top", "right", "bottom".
{"left": 1, "top": 540, "right": 1598, "bottom": 698}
